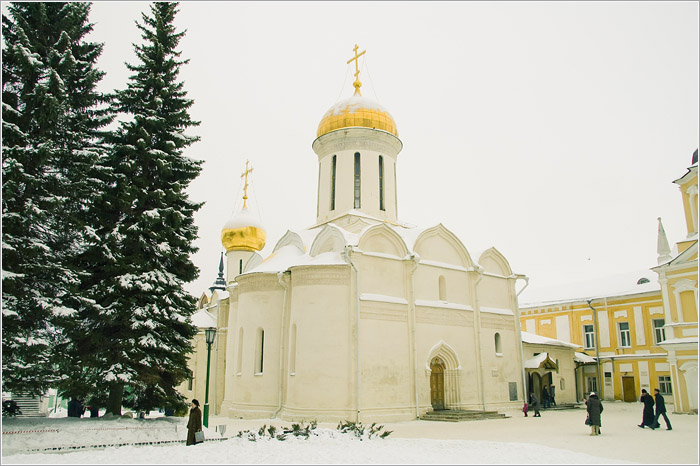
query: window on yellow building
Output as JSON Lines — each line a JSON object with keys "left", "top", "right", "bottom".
{"left": 618, "top": 322, "right": 631, "bottom": 347}
{"left": 583, "top": 324, "right": 595, "bottom": 349}
{"left": 494, "top": 332, "right": 502, "bottom": 355}
{"left": 188, "top": 377, "right": 193, "bottom": 390}
{"left": 653, "top": 319, "right": 666, "bottom": 344}
{"left": 658, "top": 376, "right": 672, "bottom": 395}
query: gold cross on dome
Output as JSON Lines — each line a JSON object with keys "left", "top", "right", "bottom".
{"left": 240, "top": 160, "right": 253, "bottom": 208}
{"left": 346, "top": 44, "right": 366, "bottom": 96}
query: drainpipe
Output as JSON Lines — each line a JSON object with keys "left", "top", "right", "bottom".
{"left": 272, "top": 271, "right": 289, "bottom": 419}
{"left": 407, "top": 253, "right": 420, "bottom": 418}
{"left": 472, "top": 266, "right": 486, "bottom": 410}
{"left": 514, "top": 274, "right": 530, "bottom": 402}
{"left": 342, "top": 245, "right": 361, "bottom": 422}
{"left": 586, "top": 300, "right": 602, "bottom": 398}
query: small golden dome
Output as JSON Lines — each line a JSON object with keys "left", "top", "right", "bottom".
{"left": 221, "top": 207, "right": 266, "bottom": 252}
{"left": 317, "top": 95, "right": 398, "bottom": 138}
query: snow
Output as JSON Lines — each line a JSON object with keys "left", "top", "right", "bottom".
{"left": 519, "top": 269, "right": 661, "bottom": 307}
{"left": 521, "top": 331, "right": 582, "bottom": 349}
{"left": 190, "top": 309, "right": 217, "bottom": 328}
{"left": 222, "top": 207, "right": 264, "bottom": 230}
{"left": 523, "top": 352, "right": 556, "bottom": 369}
{"left": 2, "top": 401, "right": 698, "bottom": 464}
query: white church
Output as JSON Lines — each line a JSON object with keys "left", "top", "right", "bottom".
{"left": 183, "top": 47, "right": 529, "bottom": 423}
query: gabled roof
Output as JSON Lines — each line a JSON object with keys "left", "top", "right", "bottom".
{"left": 523, "top": 352, "right": 558, "bottom": 370}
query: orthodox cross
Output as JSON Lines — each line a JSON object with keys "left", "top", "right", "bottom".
{"left": 346, "top": 44, "right": 366, "bottom": 96}
{"left": 240, "top": 160, "right": 253, "bottom": 208}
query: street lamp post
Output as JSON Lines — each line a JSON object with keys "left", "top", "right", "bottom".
{"left": 203, "top": 327, "right": 216, "bottom": 428}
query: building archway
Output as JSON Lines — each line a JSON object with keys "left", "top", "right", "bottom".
{"left": 425, "top": 341, "right": 462, "bottom": 410}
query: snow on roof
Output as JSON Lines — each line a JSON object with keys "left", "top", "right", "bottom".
{"left": 521, "top": 331, "right": 581, "bottom": 349}
{"left": 523, "top": 352, "right": 558, "bottom": 369}
{"left": 222, "top": 206, "right": 264, "bottom": 230}
{"left": 190, "top": 309, "right": 217, "bottom": 328}
{"left": 245, "top": 245, "right": 347, "bottom": 275}
{"left": 519, "top": 269, "right": 660, "bottom": 307}
{"left": 574, "top": 352, "right": 597, "bottom": 363}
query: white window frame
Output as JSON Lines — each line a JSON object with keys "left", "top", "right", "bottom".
{"left": 618, "top": 322, "right": 631, "bottom": 348}
{"left": 653, "top": 319, "right": 665, "bottom": 345}
{"left": 583, "top": 324, "right": 595, "bottom": 349}
{"left": 658, "top": 375, "right": 672, "bottom": 395}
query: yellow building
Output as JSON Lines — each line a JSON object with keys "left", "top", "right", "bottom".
{"left": 520, "top": 150, "right": 698, "bottom": 413}
{"left": 652, "top": 149, "right": 698, "bottom": 413}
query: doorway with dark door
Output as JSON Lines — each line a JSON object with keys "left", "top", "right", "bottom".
{"left": 622, "top": 376, "right": 637, "bottom": 402}
{"left": 430, "top": 357, "right": 445, "bottom": 411}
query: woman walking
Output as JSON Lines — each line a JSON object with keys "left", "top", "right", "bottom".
{"left": 186, "top": 399, "right": 203, "bottom": 446}
{"left": 586, "top": 392, "right": 603, "bottom": 436}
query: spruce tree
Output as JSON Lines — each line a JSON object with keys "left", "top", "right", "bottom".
{"left": 90, "top": 2, "right": 201, "bottom": 414}
{"left": 2, "top": 2, "right": 114, "bottom": 397}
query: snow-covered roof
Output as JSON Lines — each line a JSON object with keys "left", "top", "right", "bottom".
{"left": 523, "top": 352, "right": 558, "bottom": 370}
{"left": 574, "top": 352, "right": 597, "bottom": 363}
{"left": 519, "top": 269, "right": 660, "bottom": 307}
{"left": 190, "top": 309, "right": 217, "bottom": 328}
{"left": 521, "top": 331, "right": 581, "bottom": 349}
{"left": 246, "top": 244, "right": 346, "bottom": 274}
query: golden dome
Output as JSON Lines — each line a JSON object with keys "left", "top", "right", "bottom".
{"left": 221, "top": 207, "right": 266, "bottom": 252}
{"left": 317, "top": 95, "right": 398, "bottom": 138}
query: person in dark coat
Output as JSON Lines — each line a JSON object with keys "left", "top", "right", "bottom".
{"left": 638, "top": 389, "right": 656, "bottom": 429}
{"left": 653, "top": 388, "right": 672, "bottom": 430}
{"left": 549, "top": 384, "right": 556, "bottom": 407}
{"left": 541, "top": 385, "right": 550, "bottom": 408}
{"left": 67, "top": 398, "right": 84, "bottom": 418}
{"left": 586, "top": 392, "right": 603, "bottom": 435}
{"left": 529, "top": 392, "right": 541, "bottom": 417}
{"left": 186, "top": 399, "right": 203, "bottom": 446}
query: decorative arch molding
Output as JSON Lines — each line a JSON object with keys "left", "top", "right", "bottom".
{"left": 425, "top": 340, "right": 462, "bottom": 372}
{"left": 244, "top": 252, "right": 263, "bottom": 273}
{"left": 198, "top": 293, "right": 209, "bottom": 309}
{"left": 273, "top": 230, "right": 305, "bottom": 254}
{"left": 425, "top": 340, "right": 463, "bottom": 410}
{"left": 309, "top": 224, "right": 348, "bottom": 257}
{"left": 358, "top": 223, "right": 409, "bottom": 258}
{"left": 478, "top": 247, "right": 513, "bottom": 277}
{"left": 413, "top": 224, "right": 474, "bottom": 269}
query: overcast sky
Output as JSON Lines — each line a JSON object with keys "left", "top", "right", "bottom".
{"left": 79, "top": 2, "right": 700, "bottom": 299}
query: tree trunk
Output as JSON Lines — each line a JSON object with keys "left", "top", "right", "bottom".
{"left": 106, "top": 384, "right": 124, "bottom": 416}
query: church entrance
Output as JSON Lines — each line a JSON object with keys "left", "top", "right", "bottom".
{"left": 430, "top": 358, "right": 446, "bottom": 411}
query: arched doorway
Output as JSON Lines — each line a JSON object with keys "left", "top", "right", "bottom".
{"left": 430, "top": 357, "right": 446, "bottom": 411}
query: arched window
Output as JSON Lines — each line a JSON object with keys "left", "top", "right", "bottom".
{"left": 330, "top": 155, "right": 337, "bottom": 211}
{"left": 290, "top": 324, "right": 297, "bottom": 375}
{"left": 378, "top": 155, "right": 385, "bottom": 211}
{"left": 438, "top": 275, "right": 446, "bottom": 301}
{"left": 236, "top": 327, "right": 244, "bottom": 374}
{"left": 354, "top": 152, "right": 361, "bottom": 208}
{"left": 255, "top": 328, "right": 264, "bottom": 374}
{"left": 494, "top": 332, "right": 502, "bottom": 355}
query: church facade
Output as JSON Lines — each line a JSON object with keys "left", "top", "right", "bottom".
{"left": 182, "top": 48, "right": 527, "bottom": 423}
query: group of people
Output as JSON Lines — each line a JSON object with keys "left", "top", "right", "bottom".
{"left": 639, "top": 388, "right": 672, "bottom": 431}
{"left": 67, "top": 398, "right": 100, "bottom": 418}
{"left": 523, "top": 383, "right": 557, "bottom": 417}
{"left": 522, "top": 386, "right": 672, "bottom": 437}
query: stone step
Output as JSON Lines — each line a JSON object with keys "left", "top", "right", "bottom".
{"left": 420, "top": 410, "right": 508, "bottom": 422}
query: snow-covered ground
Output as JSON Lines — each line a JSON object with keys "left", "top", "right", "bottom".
{"left": 2, "top": 401, "right": 697, "bottom": 464}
